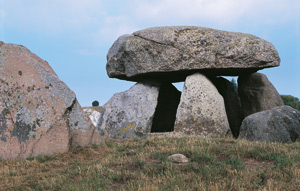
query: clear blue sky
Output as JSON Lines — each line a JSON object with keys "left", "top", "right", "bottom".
{"left": 1, "top": 0, "right": 299, "bottom": 106}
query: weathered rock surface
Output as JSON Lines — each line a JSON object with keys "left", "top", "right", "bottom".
{"left": 68, "top": 101, "right": 104, "bottom": 147}
{"left": 97, "top": 82, "right": 159, "bottom": 139}
{"left": 83, "top": 106, "right": 103, "bottom": 127}
{"left": 238, "top": 72, "right": 284, "bottom": 117}
{"left": 239, "top": 106, "right": 300, "bottom": 143}
{"left": 168, "top": 154, "right": 189, "bottom": 163}
{"left": 211, "top": 77, "right": 244, "bottom": 138}
{"left": 0, "top": 42, "right": 104, "bottom": 160}
{"left": 107, "top": 26, "right": 280, "bottom": 82}
{"left": 151, "top": 83, "right": 181, "bottom": 132}
{"left": 174, "top": 73, "right": 230, "bottom": 137}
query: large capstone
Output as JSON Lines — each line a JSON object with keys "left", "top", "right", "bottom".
{"left": 97, "top": 82, "right": 159, "bottom": 139}
{"left": 174, "top": 73, "right": 230, "bottom": 137}
{"left": 238, "top": 72, "right": 284, "bottom": 117}
{"left": 239, "top": 106, "right": 300, "bottom": 143}
{"left": 0, "top": 42, "right": 104, "bottom": 160}
{"left": 107, "top": 26, "right": 280, "bottom": 82}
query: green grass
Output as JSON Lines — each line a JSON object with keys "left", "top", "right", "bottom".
{"left": 1, "top": 137, "right": 300, "bottom": 191}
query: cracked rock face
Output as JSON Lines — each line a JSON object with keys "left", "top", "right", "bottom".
{"left": 0, "top": 42, "right": 103, "bottom": 160}
{"left": 106, "top": 26, "right": 280, "bottom": 82}
{"left": 239, "top": 106, "right": 300, "bottom": 143}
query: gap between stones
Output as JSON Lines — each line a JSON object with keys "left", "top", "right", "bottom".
{"left": 150, "top": 77, "right": 240, "bottom": 137}
{"left": 151, "top": 82, "right": 181, "bottom": 132}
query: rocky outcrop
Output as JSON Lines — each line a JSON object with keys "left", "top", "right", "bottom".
{"left": 211, "top": 77, "right": 244, "bottom": 138}
{"left": 103, "top": 26, "right": 285, "bottom": 140}
{"left": 238, "top": 73, "right": 284, "bottom": 117}
{"left": 239, "top": 106, "right": 300, "bottom": 143}
{"left": 97, "top": 82, "right": 159, "bottom": 139}
{"left": 107, "top": 26, "right": 280, "bottom": 82}
{"left": 151, "top": 83, "right": 181, "bottom": 132}
{"left": 0, "top": 43, "right": 104, "bottom": 160}
{"left": 174, "top": 73, "right": 230, "bottom": 137}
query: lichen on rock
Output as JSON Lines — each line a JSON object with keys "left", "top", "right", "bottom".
{"left": 0, "top": 42, "right": 104, "bottom": 160}
{"left": 107, "top": 26, "right": 280, "bottom": 82}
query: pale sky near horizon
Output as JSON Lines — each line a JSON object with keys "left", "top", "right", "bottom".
{"left": 1, "top": 0, "right": 299, "bottom": 106}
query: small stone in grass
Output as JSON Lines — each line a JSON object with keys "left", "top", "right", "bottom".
{"left": 168, "top": 154, "right": 189, "bottom": 163}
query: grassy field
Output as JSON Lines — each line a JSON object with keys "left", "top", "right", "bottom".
{"left": 1, "top": 137, "right": 299, "bottom": 191}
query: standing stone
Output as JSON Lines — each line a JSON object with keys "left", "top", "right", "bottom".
{"left": 211, "top": 77, "right": 244, "bottom": 138}
{"left": 174, "top": 73, "right": 230, "bottom": 137}
{"left": 151, "top": 82, "right": 181, "bottom": 132}
{"left": 238, "top": 72, "right": 284, "bottom": 117}
{"left": 97, "top": 82, "right": 159, "bottom": 139}
{"left": 107, "top": 26, "right": 280, "bottom": 82}
{"left": 0, "top": 42, "right": 104, "bottom": 160}
{"left": 239, "top": 106, "right": 300, "bottom": 143}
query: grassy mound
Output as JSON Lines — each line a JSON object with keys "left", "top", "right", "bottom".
{"left": 1, "top": 137, "right": 299, "bottom": 190}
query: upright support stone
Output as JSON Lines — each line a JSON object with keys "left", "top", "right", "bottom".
{"left": 238, "top": 72, "right": 284, "bottom": 117}
{"left": 174, "top": 73, "right": 230, "bottom": 137}
{"left": 211, "top": 77, "right": 244, "bottom": 138}
{"left": 97, "top": 82, "right": 159, "bottom": 139}
{"left": 151, "top": 82, "right": 181, "bottom": 132}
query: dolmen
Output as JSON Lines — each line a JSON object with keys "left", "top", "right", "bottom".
{"left": 0, "top": 42, "right": 104, "bottom": 160}
{"left": 99, "top": 26, "right": 300, "bottom": 143}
